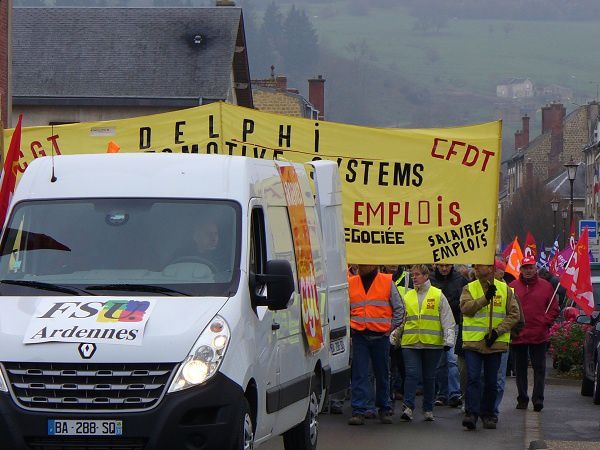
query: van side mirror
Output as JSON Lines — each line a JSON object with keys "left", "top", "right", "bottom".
{"left": 255, "top": 260, "right": 295, "bottom": 311}
{"left": 577, "top": 315, "right": 592, "bottom": 325}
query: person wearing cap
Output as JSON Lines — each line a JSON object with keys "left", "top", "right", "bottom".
{"left": 460, "top": 263, "right": 520, "bottom": 430}
{"left": 509, "top": 256, "right": 559, "bottom": 412}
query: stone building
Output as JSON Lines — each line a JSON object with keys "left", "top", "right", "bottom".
{"left": 11, "top": 5, "right": 253, "bottom": 126}
{"left": 502, "top": 102, "right": 600, "bottom": 238}
{"left": 252, "top": 68, "right": 325, "bottom": 120}
{"left": 582, "top": 120, "right": 600, "bottom": 219}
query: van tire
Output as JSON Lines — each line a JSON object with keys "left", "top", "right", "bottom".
{"left": 282, "top": 390, "right": 319, "bottom": 450}
{"left": 234, "top": 398, "right": 254, "bottom": 450}
{"left": 582, "top": 375, "right": 593, "bottom": 396}
{"left": 593, "top": 362, "right": 600, "bottom": 405}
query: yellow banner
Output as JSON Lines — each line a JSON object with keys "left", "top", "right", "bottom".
{"left": 3, "top": 103, "right": 501, "bottom": 264}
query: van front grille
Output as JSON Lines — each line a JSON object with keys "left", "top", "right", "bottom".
{"left": 4, "top": 362, "right": 176, "bottom": 411}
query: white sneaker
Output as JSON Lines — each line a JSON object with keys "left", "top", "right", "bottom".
{"left": 424, "top": 411, "right": 435, "bottom": 421}
{"left": 401, "top": 406, "right": 413, "bottom": 421}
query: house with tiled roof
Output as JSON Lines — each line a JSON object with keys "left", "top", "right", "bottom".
{"left": 252, "top": 67, "right": 325, "bottom": 120}
{"left": 11, "top": 5, "right": 253, "bottom": 126}
{"left": 496, "top": 77, "right": 534, "bottom": 99}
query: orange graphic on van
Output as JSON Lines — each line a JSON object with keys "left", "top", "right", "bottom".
{"left": 277, "top": 164, "right": 324, "bottom": 353}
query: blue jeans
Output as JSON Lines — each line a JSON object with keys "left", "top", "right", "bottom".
{"left": 402, "top": 348, "right": 443, "bottom": 412}
{"left": 465, "top": 350, "right": 501, "bottom": 419}
{"left": 435, "top": 346, "right": 461, "bottom": 400}
{"left": 494, "top": 351, "right": 509, "bottom": 416}
{"left": 350, "top": 333, "right": 391, "bottom": 415}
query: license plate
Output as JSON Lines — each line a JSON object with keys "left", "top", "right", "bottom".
{"left": 330, "top": 338, "right": 345, "bottom": 355}
{"left": 48, "top": 419, "right": 123, "bottom": 436}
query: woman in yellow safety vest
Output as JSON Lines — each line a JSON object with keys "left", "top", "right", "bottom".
{"left": 399, "top": 264, "right": 456, "bottom": 422}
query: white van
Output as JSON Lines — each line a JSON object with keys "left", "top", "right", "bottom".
{"left": 0, "top": 154, "right": 350, "bottom": 450}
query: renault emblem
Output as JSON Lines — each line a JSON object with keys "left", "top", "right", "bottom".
{"left": 78, "top": 343, "right": 96, "bottom": 359}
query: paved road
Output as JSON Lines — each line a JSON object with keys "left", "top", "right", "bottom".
{"left": 260, "top": 369, "right": 600, "bottom": 450}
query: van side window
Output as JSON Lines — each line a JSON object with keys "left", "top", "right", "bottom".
{"left": 265, "top": 206, "right": 298, "bottom": 287}
{"left": 250, "top": 208, "right": 267, "bottom": 308}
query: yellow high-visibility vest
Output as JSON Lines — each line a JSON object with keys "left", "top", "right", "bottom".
{"left": 401, "top": 286, "right": 443, "bottom": 346}
{"left": 463, "top": 279, "right": 510, "bottom": 343}
{"left": 394, "top": 271, "right": 409, "bottom": 296}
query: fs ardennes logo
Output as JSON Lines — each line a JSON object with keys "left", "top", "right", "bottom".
{"left": 24, "top": 299, "right": 155, "bottom": 346}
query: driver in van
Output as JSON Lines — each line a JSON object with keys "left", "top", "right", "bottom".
{"left": 169, "top": 217, "right": 225, "bottom": 277}
{"left": 193, "top": 219, "right": 220, "bottom": 255}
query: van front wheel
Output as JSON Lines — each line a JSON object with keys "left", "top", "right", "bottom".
{"left": 282, "top": 391, "right": 319, "bottom": 450}
{"left": 234, "top": 398, "right": 254, "bottom": 450}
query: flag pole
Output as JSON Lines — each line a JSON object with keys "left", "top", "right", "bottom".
{"left": 545, "top": 249, "right": 576, "bottom": 314}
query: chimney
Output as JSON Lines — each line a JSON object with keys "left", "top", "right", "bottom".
{"left": 275, "top": 75, "right": 287, "bottom": 91}
{"left": 522, "top": 114, "right": 530, "bottom": 145}
{"left": 542, "top": 103, "right": 565, "bottom": 134}
{"left": 514, "top": 114, "right": 530, "bottom": 150}
{"left": 514, "top": 130, "right": 523, "bottom": 151}
{"left": 308, "top": 75, "right": 326, "bottom": 120}
{"left": 216, "top": 0, "right": 236, "bottom": 6}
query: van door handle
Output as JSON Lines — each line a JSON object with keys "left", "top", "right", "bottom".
{"left": 272, "top": 322, "right": 280, "bottom": 331}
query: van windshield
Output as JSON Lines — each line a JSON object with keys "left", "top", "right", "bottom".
{"left": 0, "top": 199, "right": 241, "bottom": 297}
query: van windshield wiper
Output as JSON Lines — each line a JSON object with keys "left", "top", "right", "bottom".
{"left": 85, "top": 284, "right": 190, "bottom": 296}
{"left": 0, "top": 279, "right": 90, "bottom": 295}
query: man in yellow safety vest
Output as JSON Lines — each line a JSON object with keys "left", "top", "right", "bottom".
{"left": 459, "top": 263, "right": 520, "bottom": 430}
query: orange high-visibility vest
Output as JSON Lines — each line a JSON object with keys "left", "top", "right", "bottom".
{"left": 349, "top": 273, "right": 393, "bottom": 333}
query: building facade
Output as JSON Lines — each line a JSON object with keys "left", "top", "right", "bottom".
{"left": 497, "top": 78, "right": 534, "bottom": 99}
{"left": 252, "top": 69, "right": 325, "bottom": 120}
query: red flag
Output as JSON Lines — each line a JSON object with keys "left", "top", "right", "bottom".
{"left": 524, "top": 231, "right": 537, "bottom": 259}
{"left": 0, "top": 114, "right": 24, "bottom": 226}
{"left": 501, "top": 237, "right": 515, "bottom": 259}
{"left": 549, "top": 246, "right": 573, "bottom": 277}
{"left": 560, "top": 228, "right": 594, "bottom": 316}
{"left": 569, "top": 217, "right": 576, "bottom": 248}
{"left": 505, "top": 237, "right": 523, "bottom": 279}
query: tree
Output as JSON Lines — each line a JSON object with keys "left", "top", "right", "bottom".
{"left": 251, "top": 1, "right": 284, "bottom": 77}
{"left": 281, "top": 5, "right": 318, "bottom": 76}
{"left": 238, "top": 0, "right": 264, "bottom": 77}
{"left": 501, "top": 176, "right": 555, "bottom": 247}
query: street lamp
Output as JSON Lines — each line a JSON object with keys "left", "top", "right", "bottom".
{"left": 561, "top": 207, "right": 568, "bottom": 247}
{"left": 564, "top": 158, "right": 578, "bottom": 238}
{"left": 550, "top": 196, "right": 560, "bottom": 239}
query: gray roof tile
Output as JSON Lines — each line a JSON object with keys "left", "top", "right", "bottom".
{"left": 13, "top": 7, "right": 243, "bottom": 101}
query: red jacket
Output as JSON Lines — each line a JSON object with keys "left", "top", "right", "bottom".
{"left": 509, "top": 274, "right": 560, "bottom": 344}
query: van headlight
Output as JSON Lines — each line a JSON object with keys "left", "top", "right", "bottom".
{"left": 168, "top": 315, "right": 230, "bottom": 393}
{"left": 0, "top": 366, "right": 8, "bottom": 392}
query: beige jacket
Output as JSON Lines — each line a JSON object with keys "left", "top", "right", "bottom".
{"left": 459, "top": 277, "right": 521, "bottom": 354}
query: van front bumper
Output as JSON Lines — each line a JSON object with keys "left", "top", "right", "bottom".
{"left": 0, "top": 372, "right": 245, "bottom": 450}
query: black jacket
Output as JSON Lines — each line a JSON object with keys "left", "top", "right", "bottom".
{"left": 429, "top": 266, "right": 468, "bottom": 324}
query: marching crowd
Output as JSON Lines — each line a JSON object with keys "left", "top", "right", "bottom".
{"left": 341, "top": 257, "right": 560, "bottom": 430}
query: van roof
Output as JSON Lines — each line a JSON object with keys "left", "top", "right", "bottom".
{"left": 14, "top": 154, "right": 291, "bottom": 202}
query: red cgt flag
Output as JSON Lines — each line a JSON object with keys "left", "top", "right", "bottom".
{"left": 559, "top": 228, "right": 594, "bottom": 316}
{"left": 505, "top": 236, "right": 523, "bottom": 280}
{"left": 0, "top": 114, "right": 24, "bottom": 227}
{"left": 501, "top": 238, "right": 515, "bottom": 260}
{"left": 524, "top": 231, "right": 537, "bottom": 259}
